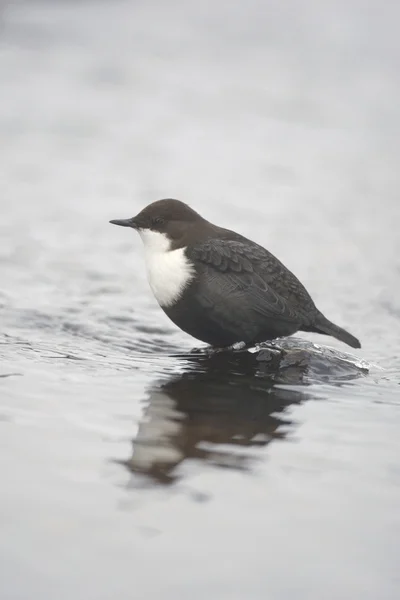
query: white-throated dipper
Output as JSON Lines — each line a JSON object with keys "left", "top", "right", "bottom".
{"left": 110, "top": 199, "right": 361, "bottom": 349}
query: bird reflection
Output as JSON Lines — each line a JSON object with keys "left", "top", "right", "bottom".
{"left": 122, "top": 346, "right": 319, "bottom": 485}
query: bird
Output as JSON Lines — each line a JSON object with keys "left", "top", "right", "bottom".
{"left": 110, "top": 199, "right": 361, "bottom": 350}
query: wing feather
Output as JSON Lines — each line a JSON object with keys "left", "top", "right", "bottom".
{"left": 187, "top": 238, "right": 316, "bottom": 325}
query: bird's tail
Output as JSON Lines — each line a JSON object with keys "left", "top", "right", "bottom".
{"left": 312, "top": 314, "right": 361, "bottom": 349}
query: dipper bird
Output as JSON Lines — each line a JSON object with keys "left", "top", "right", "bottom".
{"left": 110, "top": 199, "right": 361, "bottom": 349}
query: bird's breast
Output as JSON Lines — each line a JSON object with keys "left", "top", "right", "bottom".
{"left": 144, "top": 246, "right": 195, "bottom": 307}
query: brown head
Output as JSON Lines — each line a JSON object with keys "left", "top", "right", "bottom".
{"left": 110, "top": 198, "right": 209, "bottom": 249}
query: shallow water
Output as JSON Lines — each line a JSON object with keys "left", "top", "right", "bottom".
{"left": 1, "top": 1, "right": 400, "bottom": 599}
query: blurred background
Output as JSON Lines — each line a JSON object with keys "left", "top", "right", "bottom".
{"left": 1, "top": 1, "right": 400, "bottom": 599}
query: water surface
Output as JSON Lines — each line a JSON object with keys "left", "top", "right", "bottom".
{"left": 1, "top": 1, "right": 400, "bottom": 599}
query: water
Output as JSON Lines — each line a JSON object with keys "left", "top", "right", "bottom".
{"left": 1, "top": 1, "right": 400, "bottom": 598}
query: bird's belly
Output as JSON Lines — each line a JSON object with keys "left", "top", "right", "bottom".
{"left": 163, "top": 298, "right": 240, "bottom": 346}
{"left": 162, "top": 285, "right": 298, "bottom": 347}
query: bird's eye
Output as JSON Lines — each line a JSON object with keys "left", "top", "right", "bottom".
{"left": 152, "top": 216, "right": 164, "bottom": 226}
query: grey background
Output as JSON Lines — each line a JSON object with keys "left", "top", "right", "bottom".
{"left": 1, "top": 1, "right": 400, "bottom": 599}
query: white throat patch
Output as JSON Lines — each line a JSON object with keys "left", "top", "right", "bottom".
{"left": 137, "top": 229, "right": 195, "bottom": 307}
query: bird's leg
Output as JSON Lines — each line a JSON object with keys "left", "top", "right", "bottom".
{"left": 207, "top": 341, "right": 248, "bottom": 355}
{"left": 190, "top": 341, "right": 248, "bottom": 355}
{"left": 189, "top": 345, "right": 210, "bottom": 354}
{"left": 229, "top": 341, "right": 247, "bottom": 352}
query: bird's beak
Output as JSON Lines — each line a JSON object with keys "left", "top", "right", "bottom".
{"left": 109, "top": 217, "right": 138, "bottom": 228}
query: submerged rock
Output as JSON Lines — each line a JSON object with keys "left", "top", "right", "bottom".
{"left": 253, "top": 337, "right": 369, "bottom": 383}
{"left": 188, "top": 337, "right": 369, "bottom": 385}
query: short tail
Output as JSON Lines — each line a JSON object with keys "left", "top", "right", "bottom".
{"left": 310, "top": 315, "right": 361, "bottom": 349}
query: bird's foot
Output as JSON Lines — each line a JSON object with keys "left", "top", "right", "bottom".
{"left": 207, "top": 341, "right": 248, "bottom": 355}
{"left": 189, "top": 346, "right": 209, "bottom": 354}
{"left": 190, "top": 342, "right": 248, "bottom": 356}
{"left": 228, "top": 341, "right": 247, "bottom": 352}
{"left": 190, "top": 341, "right": 248, "bottom": 355}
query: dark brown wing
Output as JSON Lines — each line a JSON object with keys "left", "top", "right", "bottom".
{"left": 186, "top": 238, "right": 317, "bottom": 326}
